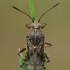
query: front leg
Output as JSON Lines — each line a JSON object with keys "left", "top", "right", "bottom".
{"left": 44, "top": 42, "right": 52, "bottom": 46}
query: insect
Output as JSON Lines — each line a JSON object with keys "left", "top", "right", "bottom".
{"left": 12, "top": 2, "right": 60, "bottom": 70}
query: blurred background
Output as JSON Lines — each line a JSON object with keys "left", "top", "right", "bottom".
{"left": 0, "top": 0, "right": 70, "bottom": 70}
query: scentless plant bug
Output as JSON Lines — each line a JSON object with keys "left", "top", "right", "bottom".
{"left": 12, "top": 2, "right": 60, "bottom": 70}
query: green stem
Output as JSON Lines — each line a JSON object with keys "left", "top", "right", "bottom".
{"left": 28, "top": 0, "right": 36, "bottom": 20}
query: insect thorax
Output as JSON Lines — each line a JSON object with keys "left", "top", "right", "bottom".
{"left": 26, "top": 24, "right": 45, "bottom": 52}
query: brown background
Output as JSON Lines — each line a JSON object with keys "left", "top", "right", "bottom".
{"left": 0, "top": 0, "right": 70, "bottom": 70}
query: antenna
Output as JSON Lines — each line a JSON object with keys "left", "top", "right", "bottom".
{"left": 38, "top": 2, "right": 60, "bottom": 22}
{"left": 12, "top": 6, "right": 34, "bottom": 22}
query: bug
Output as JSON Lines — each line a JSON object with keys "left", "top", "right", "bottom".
{"left": 12, "top": 2, "right": 60, "bottom": 70}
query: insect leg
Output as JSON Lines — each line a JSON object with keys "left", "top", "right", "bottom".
{"left": 44, "top": 42, "right": 52, "bottom": 46}
{"left": 18, "top": 45, "right": 27, "bottom": 56}
{"left": 44, "top": 52, "right": 50, "bottom": 62}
